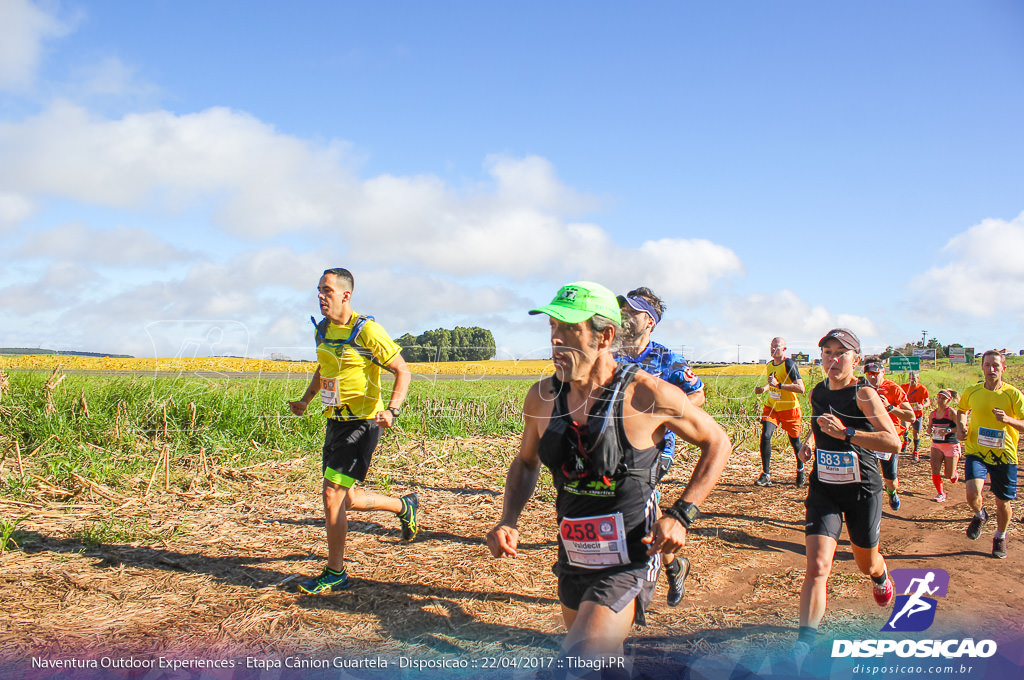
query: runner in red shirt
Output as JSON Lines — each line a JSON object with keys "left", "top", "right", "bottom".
{"left": 863, "top": 358, "right": 915, "bottom": 511}
{"left": 900, "top": 372, "right": 931, "bottom": 461}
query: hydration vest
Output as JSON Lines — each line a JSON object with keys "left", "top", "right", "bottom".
{"left": 310, "top": 314, "right": 385, "bottom": 368}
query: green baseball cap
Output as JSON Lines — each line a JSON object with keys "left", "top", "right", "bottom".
{"left": 529, "top": 281, "right": 622, "bottom": 325}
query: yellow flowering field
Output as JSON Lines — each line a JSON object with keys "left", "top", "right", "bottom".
{"left": 0, "top": 354, "right": 556, "bottom": 376}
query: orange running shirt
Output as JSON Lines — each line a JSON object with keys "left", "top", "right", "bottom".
{"left": 901, "top": 383, "right": 929, "bottom": 417}
{"left": 875, "top": 380, "right": 910, "bottom": 435}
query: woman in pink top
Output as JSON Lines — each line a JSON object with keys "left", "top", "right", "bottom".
{"left": 928, "top": 389, "right": 961, "bottom": 502}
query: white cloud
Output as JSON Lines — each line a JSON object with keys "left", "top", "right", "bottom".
{"left": 16, "top": 222, "right": 197, "bottom": 265}
{"left": 66, "top": 56, "right": 161, "bottom": 102}
{"left": 0, "top": 261, "right": 98, "bottom": 315}
{"left": 0, "top": 105, "right": 747, "bottom": 299}
{"left": 0, "top": 191, "right": 34, "bottom": 232}
{"left": 910, "top": 211, "right": 1024, "bottom": 317}
{"left": 0, "top": 0, "right": 74, "bottom": 90}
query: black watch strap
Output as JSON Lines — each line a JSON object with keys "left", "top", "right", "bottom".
{"left": 664, "top": 500, "right": 700, "bottom": 529}
{"left": 387, "top": 406, "right": 401, "bottom": 418}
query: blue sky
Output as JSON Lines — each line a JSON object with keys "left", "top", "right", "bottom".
{"left": 2, "top": 0, "right": 1023, "bottom": 362}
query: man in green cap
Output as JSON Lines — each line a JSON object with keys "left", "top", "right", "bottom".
{"left": 486, "top": 281, "right": 731, "bottom": 674}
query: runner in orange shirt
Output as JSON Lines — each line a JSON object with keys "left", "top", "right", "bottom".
{"left": 900, "top": 372, "right": 931, "bottom": 462}
{"left": 863, "top": 358, "right": 915, "bottom": 511}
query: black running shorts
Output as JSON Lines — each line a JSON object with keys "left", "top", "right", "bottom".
{"left": 322, "top": 418, "right": 380, "bottom": 486}
{"left": 555, "top": 561, "right": 657, "bottom": 627}
{"left": 804, "top": 487, "right": 883, "bottom": 549}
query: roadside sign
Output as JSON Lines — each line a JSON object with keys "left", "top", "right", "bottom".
{"left": 792, "top": 352, "right": 809, "bottom": 363}
{"left": 913, "top": 348, "right": 936, "bottom": 360}
{"left": 888, "top": 356, "right": 920, "bottom": 371}
{"left": 949, "top": 347, "right": 966, "bottom": 364}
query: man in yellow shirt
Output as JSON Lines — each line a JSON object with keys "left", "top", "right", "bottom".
{"left": 957, "top": 350, "right": 1024, "bottom": 559}
{"left": 289, "top": 268, "right": 414, "bottom": 593}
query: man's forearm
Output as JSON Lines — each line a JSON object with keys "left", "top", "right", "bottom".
{"left": 499, "top": 457, "right": 541, "bottom": 527}
{"left": 300, "top": 370, "right": 320, "bottom": 404}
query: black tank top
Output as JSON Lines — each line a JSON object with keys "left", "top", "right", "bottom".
{"left": 537, "top": 363, "right": 661, "bottom": 569}
{"left": 809, "top": 377, "right": 883, "bottom": 495}
{"left": 930, "top": 408, "right": 958, "bottom": 444}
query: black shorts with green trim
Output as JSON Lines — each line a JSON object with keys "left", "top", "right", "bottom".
{"left": 554, "top": 559, "right": 659, "bottom": 627}
{"left": 322, "top": 418, "right": 380, "bottom": 486}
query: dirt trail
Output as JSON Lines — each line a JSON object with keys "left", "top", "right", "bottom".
{"left": 1, "top": 441, "right": 1021, "bottom": 677}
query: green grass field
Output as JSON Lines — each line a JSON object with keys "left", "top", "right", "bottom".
{"left": 1, "top": 359, "right": 1015, "bottom": 504}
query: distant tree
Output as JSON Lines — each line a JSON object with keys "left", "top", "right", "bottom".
{"left": 396, "top": 326, "right": 496, "bottom": 362}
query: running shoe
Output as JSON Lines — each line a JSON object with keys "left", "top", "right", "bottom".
{"left": 932, "top": 493, "right": 946, "bottom": 503}
{"left": 993, "top": 536, "right": 1007, "bottom": 559}
{"left": 872, "top": 577, "right": 894, "bottom": 607}
{"left": 792, "top": 640, "right": 811, "bottom": 667}
{"left": 796, "top": 468, "right": 806, "bottom": 487}
{"left": 966, "top": 509, "right": 988, "bottom": 540}
{"left": 399, "top": 493, "right": 419, "bottom": 541}
{"left": 665, "top": 556, "right": 691, "bottom": 607}
{"left": 950, "top": 474, "right": 959, "bottom": 484}
{"left": 912, "top": 452, "right": 920, "bottom": 462}
{"left": 298, "top": 568, "right": 351, "bottom": 595}
{"left": 888, "top": 491, "right": 901, "bottom": 511}
{"left": 755, "top": 473, "right": 772, "bottom": 487}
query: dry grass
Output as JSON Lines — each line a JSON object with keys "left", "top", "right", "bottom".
{"left": 1, "top": 436, "right": 1020, "bottom": 677}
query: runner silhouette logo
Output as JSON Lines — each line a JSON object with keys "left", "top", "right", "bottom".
{"left": 882, "top": 568, "right": 950, "bottom": 632}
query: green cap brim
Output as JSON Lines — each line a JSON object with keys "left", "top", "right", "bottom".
{"left": 528, "top": 305, "right": 598, "bottom": 324}
{"left": 528, "top": 281, "right": 622, "bottom": 325}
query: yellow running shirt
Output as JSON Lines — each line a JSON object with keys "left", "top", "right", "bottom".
{"left": 314, "top": 313, "right": 401, "bottom": 421}
{"left": 764, "top": 358, "right": 802, "bottom": 412}
{"left": 959, "top": 382, "right": 1024, "bottom": 465}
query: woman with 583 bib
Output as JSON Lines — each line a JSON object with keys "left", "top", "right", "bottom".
{"left": 792, "top": 328, "right": 901, "bottom": 659}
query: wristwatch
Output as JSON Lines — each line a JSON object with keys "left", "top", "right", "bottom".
{"left": 387, "top": 406, "right": 401, "bottom": 419}
{"left": 664, "top": 500, "right": 700, "bottom": 529}
{"left": 886, "top": 404, "right": 895, "bottom": 413}
{"left": 844, "top": 427, "right": 856, "bottom": 442}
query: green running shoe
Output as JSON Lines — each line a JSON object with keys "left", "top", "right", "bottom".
{"left": 399, "top": 493, "right": 419, "bottom": 541}
{"left": 298, "top": 568, "right": 351, "bottom": 595}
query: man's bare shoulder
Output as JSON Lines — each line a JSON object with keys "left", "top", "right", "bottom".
{"left": 523, "top": 376, "right": 558, "bottom": 417}
{"left": 626, "top": 368, "right": 684, "bottom": 416}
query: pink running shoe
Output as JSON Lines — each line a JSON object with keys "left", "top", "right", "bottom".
{"left": 932, "top": 493, "right": 946, "bottom": 503}
{"left": 873, "top": 577, "right": 894, "bottom": 607}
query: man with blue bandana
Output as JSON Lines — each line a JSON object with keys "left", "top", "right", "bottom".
{"left": 616, "top": 287, "right": 703, "bottom": 608}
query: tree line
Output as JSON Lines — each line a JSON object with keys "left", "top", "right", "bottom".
{"left": 395, "top": 326, "right": 496, "bottom": 362}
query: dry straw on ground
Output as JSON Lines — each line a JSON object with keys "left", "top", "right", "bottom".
{"left": 1, "top": 434, "right": 1020, "bottom": 676}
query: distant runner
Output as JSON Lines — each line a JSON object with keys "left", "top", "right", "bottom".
{"left": 862, "top": 358, "right": 914, "bottom": 511}
{"left": 957, "top": 350, "right": 1024, "bottom": 559}
{"left": 753, "top": 337, "right": 806, "bottom": 487}
{"left": 795, "top": 329, "right": 899, "bottom": 659}
{"left": 617, "top": 287, "right": 700, "bottom": 607}
{"left": 288, "top": 267, "right": 416, "bottom": 594}
{"left": 487, "top": 282, "right": 731, "bottom": 674}
{"left": 900, "top": 372, "right": 931, "bottom": 461}
{"left": 927, "top": 389, "right": 961, "bottom": 503}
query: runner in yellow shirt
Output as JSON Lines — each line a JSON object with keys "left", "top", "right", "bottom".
{"left": 288, "top": 267, "right": 416, "bottom": 593}
{"left": 957, "top": 350, "right": 1024, "bottom": 559}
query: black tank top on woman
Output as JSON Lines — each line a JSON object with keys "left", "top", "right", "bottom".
{"left": 537, "top": 363, "right": 661, "bottom": 570}
{"left": 809, "top": 377, "right": 883, "bottom": 496}
{"left": 930, "top": 408, "right": 958, "bottom": 444}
